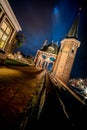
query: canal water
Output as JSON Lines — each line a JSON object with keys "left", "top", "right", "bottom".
{"left": 25, "top": 84, "right": 76, "bottom": 130}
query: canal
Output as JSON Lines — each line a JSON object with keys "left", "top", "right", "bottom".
{"left": 24, "top": 73, "right": 87, "bottom": 130}
{"left": 0, "top": 66, "right": 86, "bottom": 130}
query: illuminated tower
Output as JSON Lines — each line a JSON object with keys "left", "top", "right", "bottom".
{"left": 53, "top": 10, "right": 81, "bottom": 84}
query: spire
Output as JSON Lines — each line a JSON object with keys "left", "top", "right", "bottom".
{"left": 41, "top": 40, "right": 47, "bottom": 50}
{"left": 66, "top": 8, "right": 81, "bottom": 39}
{"left": 43, "top": 40, "right": 48, "bottom": 46}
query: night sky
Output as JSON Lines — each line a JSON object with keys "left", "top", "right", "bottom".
{"left": 8, "top": 0, "right": 87, "bottom": 78}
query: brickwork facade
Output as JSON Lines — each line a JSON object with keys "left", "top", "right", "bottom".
{"left": 53, "top": 38, "right": 80, "bottom": 83}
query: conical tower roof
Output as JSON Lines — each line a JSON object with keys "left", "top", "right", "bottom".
{"left": 66, "top": 8, "right": 81, "bottom": 39}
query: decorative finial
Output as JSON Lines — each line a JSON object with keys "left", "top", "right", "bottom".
{"left": 56, "top": 41, "right": 58, "bottom": 45}
{"left": 41, "top": 40, "right": 47, "bottom": 49}
{"left": 43, "top": 40, "right": 47, "bottom": 46}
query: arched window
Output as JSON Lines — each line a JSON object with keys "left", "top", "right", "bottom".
{"left": 48, "top": 62, "right": 53, "bottom": 71}
{"left": 42, "top": 55, "right": 46, "bottom": 59}
{"left": 49, "top": 57, "right": 55, "bottom": 62}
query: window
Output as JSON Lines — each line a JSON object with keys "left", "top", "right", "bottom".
{"left": 50, "top": 57, "right": 55, "bottom": 62}
{"left": 72, "top": 49, "right": 74, "bottom": 53}
{"left": 0, "top": 20, "right": 12, "bottom": 50}
{"left": 71, "top": 46, "right": 74, "bottom": 53}
{"left": 42, "top": 55, "right": 46, "bottom": 59}
{"left": 48, "top": 46, "right": 54, "bottom": 53}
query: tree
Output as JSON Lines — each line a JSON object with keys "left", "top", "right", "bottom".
{"left": 15, "top": 31, "right": 26, "bottom": 47}
{"left": 11, "top": 31, "right": 26, "bottom": 53}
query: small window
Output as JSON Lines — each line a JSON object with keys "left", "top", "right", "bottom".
{"left": 0, "top": 41, "right": 4, "bottom": 48}
{"left": 1, "top": 22, "right": 7, "bottom": 31}
{"left": 42, "top": 55, "right": 46, "bottom": 59}
{"left": 50, "top": 57, "right": 55, "bottom": 62}
{"left": 72, "top": 49, "right": 74, "bottom": 53}
{"left": 2, "top": 34, "right": 8, "bottom": 41}
{"left": 6, "top": 27, "right": 10, "bottom": 35}
{"left": 72, "top": 46, "right": 74, "bottom": 53}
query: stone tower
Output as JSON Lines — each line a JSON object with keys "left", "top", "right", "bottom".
{"left": 53, "top": 10, "right": 81, "bottom": 84}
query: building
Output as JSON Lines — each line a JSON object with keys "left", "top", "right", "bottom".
{"left": 34, "top": 10, "right": 81, "bottom": 84}
{"left": 7, "top": 51, "right": 31, "bottom": 65}
{"left": 0, "top": 0, "right": 21, "bottom": 62}
{"left": 34, "top": 40, "right": 59, "bottom": 71}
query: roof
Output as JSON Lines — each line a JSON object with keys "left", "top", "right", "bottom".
{"left": 41, "top": 42, "right": 59, "bottom": 55}
{"left": 66, "top": 9, "right": 81, "bottom": 39}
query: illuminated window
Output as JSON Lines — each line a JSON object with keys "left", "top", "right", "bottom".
{"left": 42, "top": 55, "right": 46, "bottom": 59}
{"left": 1, "top": 22, "right": 7, "bottom": 31}
{"left": 0, "top": 41, "right": 4, "bottom": 48}
{"left": 50, "top": 57, "right": 55, "bottom": 61}
{"left": 6, "top": 27, "right": 10, "bottom": 35}
{"left": 2, "top": 34, "right": 7, "bottom": 41}
{"left": 0, "top": 20, "right": 12, "bottom": 50}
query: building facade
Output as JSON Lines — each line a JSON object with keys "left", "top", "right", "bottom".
{"left": 34, "top": 11, "right": 81, "bottom": 84}
{"left": 0, "top": 0, "right": 21, "bottom": 62}
{"left": 34, "top": 40, "right": 59, "bottom": 71}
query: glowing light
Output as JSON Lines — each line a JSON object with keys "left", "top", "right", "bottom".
{"left": 46, "top": 58, "right": 50, "bottom": 61}
{"left": 54, "top": 7, "right": 58, "bottom": 15}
